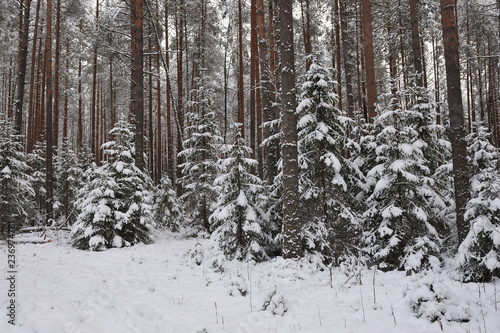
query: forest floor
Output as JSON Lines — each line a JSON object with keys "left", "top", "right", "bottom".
{"left": 0, "top": 230, "right": 499, "bottom": 333}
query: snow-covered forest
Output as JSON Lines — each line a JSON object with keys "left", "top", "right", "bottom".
{"left": 1, "top": 0, "right": 500, "bottom": 331}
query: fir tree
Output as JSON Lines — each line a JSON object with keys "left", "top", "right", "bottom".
{"left": 178, "top": 82, "right": 223, "bottom": 234}
{"left": 54, "top": 141, "right": 85, "bottom": 225}
{"left": 27, "top": 141, "right": 47, "bottom": 225}
{"left": 71, "top": 120, "right": 155, "bottom": 250}
{"left": 210, "top": 124, "right": 271, "bottom": 261}
{"left": 0, "top": 120, "right": 34, "bottom": 238}
{"left": 459, "top": 126, "right": 500, "bottom": 282}
{"left": 362, "top": 83, "right": 448, "bottom": 272}
{"left": 297, "top": 61, "right": 363, "bottom": 263}
{"left": 154, "top": 176, "right": 182, "bottom": 232}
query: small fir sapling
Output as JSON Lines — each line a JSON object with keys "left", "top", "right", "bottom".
{"left": 0, "top": 120, "right": 34, "bottom": 238}
{"left": 178, "top": 81, "right": 223, "bottom": 235}
{"left": 154, "top": 176, "right": 181, "bottom": 232}
{"left": 362, "top": 80, "right": 448, "bottom": 272}
{"left": 210, "top": 124, "right": 272, "bottom": 261}
{"left": 71, "top": 119, "right": 155, "bottom": 250}
{"left": 459, "top": 126, "right": 500, "bottom": 282}
{"left": 297, "top": 59, "right": 364, "bottom": 264}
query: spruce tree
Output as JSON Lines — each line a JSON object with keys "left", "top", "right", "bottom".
{"left": 210, "top": 124, "right": 271, "bottom": 261}
{"left": 362, "top": 83, "right": 448, "bottom": 272}
{"left": 297, "top": 60, "right": 363, "bottom": 263}
{"left": 71, "top": 120, "right": 154, "bottom": 250}
{"left": 178, "top": 82, "right": 223, "bottom": 234}
{"left": 54, "top": 141, "right": 85, "bottom": 225}
{"left": 0, "top": 120, "right": 34, "bottom": 238}
{"left": 459, "top": 126, "right": 500, "bottom": 281}
{"left": 154, "top": 176, "right": 181, "bottom": 232}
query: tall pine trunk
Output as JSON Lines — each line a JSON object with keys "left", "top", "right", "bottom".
{"left": 131, "top": 0, "right": 145, "bottom": 171}
{"left": 440, "top": 0, "right": 470, "bottom": 244}
{"left": 14, "top": 0, "right": 31, "bottom": 139}
{"left": 362, "top": 0, "right": 377, "bottom": 122}
{"left": 45, "top": 0, "right": 54, "bottom": 223}
{"left": 279, "top": 0, "right": 301, "bottom": 259}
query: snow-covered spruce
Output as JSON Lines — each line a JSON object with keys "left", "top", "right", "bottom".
{"left": 297, "top": 60, "right": 364, "bottom": 263}
{"left": 71, "top": 120, "right": 155, "bottom": 250}
{"left": 154, "top": 176, "right": 182, "bottom": 232}
{"left": 362, "top": 82, "right": 448, "bottom": 272}
{"left": 459, "top": 126, "right": 500, "bottom": 282}
{"left": 54, "top": 141, "right": 85, "bottom": 225}
{"left": 0, "top": 120, "right": 34, "bottom": 238}
{"left": 27, "top": 141, "right": 48, "bottom": 224}
{"left": 178, "top": 81, "right": 223, "bottom": 235}
{"left": 210, "top": 124, "right": 271, "bottom": 261}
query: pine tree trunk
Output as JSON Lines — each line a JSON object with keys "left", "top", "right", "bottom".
{"left": 63, "top": 39, "right": 69, "bottom": 140}
{"left": 131, "top": 0, "right": 145, "bottom": 171}
{"left": 53, "top": 0, "right": 61, "bottom": 150}
{"left": 250, "top": 0, "right": 258, "bottom": 164}
{"left": 410, "top": 0, "right": 423, "bottom": 86}
{"left": 362, "top": 0, "right": 377, "bottom": 122}
{"left": 78, "top": 55, "right": 83, "bottom": 149}
{"left": 91, "top": 1, "right": 99, "bottom": 159}
{"left": 334, "top": 0, "right": 342, "bottom": 110}
{"left": 14, "top": 0, "right": 31, "bottom": 139}
{"left": 256, "top": 0, "right": 273, "bottom": 182}
{"left": 27, "top": 0, "right": 41, "bottom": 152}
{"left": 340, "top": 0, "right": 354, "bottom": 118}
{"left": 176, "top": 0, "right": 184, "bottom": 193}
{"left": 156, "top": 0, "right": 162, "bottom": 184}
{"left": 165, "top": 0, "right": 174, "bottom": 182}
{"left": 237, "top": 0, "right": 245, "bottom": 135}
{"left": 440, "top": 0, "right": 470, "bottom": 244}
{"left": 45, "top": 0, "right": 54, "bottom": 223}
{"left": 279, "top": 0, "right": 301, "bottom": 259}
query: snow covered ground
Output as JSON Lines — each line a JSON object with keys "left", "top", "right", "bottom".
{"left": 1, "top": 231, "right": 499, "bottom": 333}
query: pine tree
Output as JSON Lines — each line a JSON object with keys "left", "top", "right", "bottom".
{"left": 71, "top": 120, "right": 155, "bottom": 250}
{"left": 210, "top": 124, "right": 271, "bottom": 261}
{"left": 0, "top": 120, "right": 34, "bottom": 238}
{"left": 297, "top": 60, "right": 363, "bottom": 264}
{"left": 362, "top": 83, "right": 448, "bottom": 272}
{"left": 459, "top": 126, "right": 500, "bottom": 282}
{"left": 178, "top": 82, "right": 223, "bottom": 234}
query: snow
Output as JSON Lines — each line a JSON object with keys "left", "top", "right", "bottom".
{"left": 1, "top": 233, "right": 499, "bottom": 333}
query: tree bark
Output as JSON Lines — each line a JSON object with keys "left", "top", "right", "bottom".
{"left": 237, "top": 0, "right": 245, "bottom": 135}
{"left": 131, "top": 0, "right": 145, "bottom": 171}
{"left": 279, "top": 0, "right": 301, "bottom": 259}
{"left": 176, "top": 0, "right": 184, "bottom": 193}
{"left": 362, "top": 0, "right": 377, "bottom": 122}
{"left": 45, "top": 0, "right": 54, "bottom": 223}
{"left": 53, "top": 0, "right": 61, "bottom": 150}
{"left": 91, "top": 1, "right": 99, "bottom": 159}
{"left": 14, "top": 0, "right": 31, "bottom": 140}
{"left": 340, "top": 0, "right": 354, "bottom": 118}
{"left": 410, "top": 0, "right": 424, "bottom": 86}
{"left": 440, "top": 0, "right": 470, "bottom": 244}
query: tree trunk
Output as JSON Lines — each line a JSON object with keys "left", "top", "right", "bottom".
{"left": 340, "top": 0, "right": 354, "bottom": 118}
{"left": 410, "top": 0, "right": 424, "bottom": 86}
{"left": 45, "top": 0, "right": 54, "bottom": 223}
{"left": 78, "top": 55, "right": 83, "bottom": 150}
{"left": 165, "top": 0, "right": 173, "bottom": 182}
{"left": 156, "top": 0, "right": 162, "bottom": 184}
{"left": 250, "top": 0, "right": 258, "bottom": 164}
{"left": 131, "top": 0, "right": 145, "bottom": 171}
{"left": 362, "top": 0, "right": 377, "bottom": 122}
{"left": 257, "top": 0, "right": 273, "bottom": 182}
{"left": 53, "top": 0, "right": 61, "bottom": 150}
{"left": 176, "top": 0, "right": 184, "bottom": 193}
{"left": 335, "top": 0, "right": 342, "bottom": 110}
{"left": 14, "top": 0, "right": 31, "bottom": 139}
{"left": 91, "top": 1, "right": 99, "bottom": 159}
{"left": 27, "top": 0, "right": 41, "bottom": 152}
{"left": 279, "top": 0, "right": 301, "bottom": 259}
{"left": 237, "top": 0, "right": 245, "bottom": 135}
{"left": 440, "top": 0, "right": 470, "bottom": 244}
